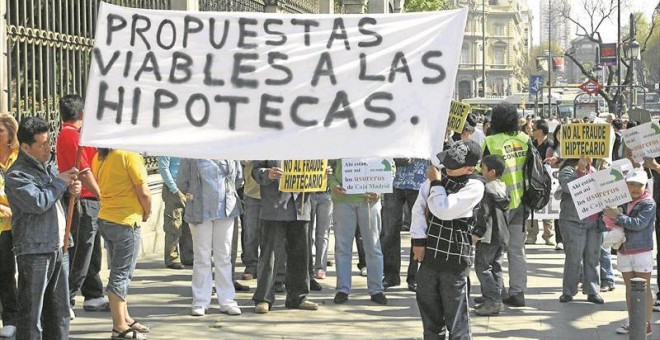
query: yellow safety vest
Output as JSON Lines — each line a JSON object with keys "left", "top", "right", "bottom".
{"left": 484, "top": 132, "right": 529, "bottom": 209}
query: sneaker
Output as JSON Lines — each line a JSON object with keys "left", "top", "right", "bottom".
{"left": 554, "top": 242, "right": 564, "bottom": 251}
{"left": 599, "top": 284, "right": 615, "bottom": 292}
{"left": 69, "top": 307, "right": 76, "bottom": 320}
{"left": 287, "top": 300, "right": 318, "bottom": 311}
{"left": 615, "top": 322, "right": 652, "bottom": 335}
{"left": 334, "top": 292, "right": 349, "bottom": 304}
{"left": 616, "top": 322, "right": 630, "bottom": 334}
{"left": 474, "top": 302, "right": 503, "bottom": 316}
{"left": 83, "top": 296, "right": 110, "bottom": 311}
{"left": 315, "top": 269, "right": 326, "bottom": 280}
{"left": 220, "top": 304, "right": 241, "bottom": 316}
{"left": 360, "top": 267, "right": 367, "bottom": 277}
{"left": 191, "top": 306, "right": 206, "bottom": 316}
{"left": 255, "top": 302, "right": 269, "bottom": 314}
{"left": 0, "top": 325, "right": 16, "bottom": 338}
{"left": 370, "top": 292, "right": 388, "bottom": 305}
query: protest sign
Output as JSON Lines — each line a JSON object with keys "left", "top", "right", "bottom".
{"left": 560, "top": 123, "right": 611, "bottom": 159}
{"left": 568, "top": 167, "right": 631, "bottom": 220}
{"left": 342, "top": 158, "right": 394, "bottom": 194}
{"left": 621, "top": 121, "right": 660, "bottom": 163}
{"left": 531, "top": 166, "right": 559, "bottom": 220}
{"left": 447, "top": 100, "right": 470, "bottom": 133}
{"left": 278, "top": 160, "right": 328, "bottom": 192}
{"left": 80, "top": 3, "right": 468, "bottom": 160}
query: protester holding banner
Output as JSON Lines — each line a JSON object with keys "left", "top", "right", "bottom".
{"left": 411, "top": 139, "right": 485, "bottom": 339}
{"left": 329, "top": 158, "right": 388, "bottom": 305}
{"left": 6, "top": 117, "right": 81, "bottom": 340}
{"left": 56, "top": 95, "right": 110, "bottom": 318}
{"left": 177, "top": 159, "right": 243, "bottom": 317}
{"left": 93, "top": 148, "right": 151, "bottom": 339}
{"left": 0, "top": 113, "right": 19, "bottom": 338}
{"left": 557, "top": 156, "right": 604, "bottom": 305}
{"left": 381, "top": 158, "right": 428, "bottom": 292}
{"left": 251, "top": 161, "right": 317, "bottom": 313}
{"left": 483, "top": 103, "right": 530, "bottom": 307}
{"left": 605, "top": 169, "right": 656, "bottom": 335}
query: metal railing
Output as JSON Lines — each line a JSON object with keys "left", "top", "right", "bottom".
{"left": 6, "top": 0, "right": 170, "bottom": 172}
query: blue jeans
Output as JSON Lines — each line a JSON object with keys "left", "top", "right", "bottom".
{"left": 67, "top": 198, "right": 105, "bottom": 305}
{"left": 309, "top": 192, "right": 333, "bottom": 272}
{"left": 600, "top": 243, "right": 615, "bottom": 287}
{"left": 16, "top": 250, "right": 70, "bottom": 340}
{"left": 559, "top": 219, "right": 601, "bottom": 296}
{"left": 333, "top": 201, "right": 384, "bottom": 295}
{"left": 99, "top": 220, "right": 141, "bottom": 300}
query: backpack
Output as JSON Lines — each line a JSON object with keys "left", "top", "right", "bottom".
{"left": 521, "top": 139, "right": 552, "bottom": 211}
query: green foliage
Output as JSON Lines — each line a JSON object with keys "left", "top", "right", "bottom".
{"left": 404, "top": 0, "right": 452, "bottom": 13}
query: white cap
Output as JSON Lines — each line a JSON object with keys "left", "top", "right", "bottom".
{"left": 625, "top": 168, "right": 648, "bottom": 186}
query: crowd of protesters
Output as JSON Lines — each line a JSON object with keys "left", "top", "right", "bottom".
{"left": 0, "top": 96, "right": 658, "bottom": 340}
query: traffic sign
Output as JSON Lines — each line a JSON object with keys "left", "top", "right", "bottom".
{"left": 579, "top": 79, "right": 602, "bottom": 95}
{"left": 529, "top": 75, "right": 544, "bottom": 96}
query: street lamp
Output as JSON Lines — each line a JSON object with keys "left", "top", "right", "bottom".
{"left": 624, "top": 13, "right": 640, "bottom": 109}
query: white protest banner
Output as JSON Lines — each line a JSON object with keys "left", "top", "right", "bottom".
{"left": 278, "top": 160, "right": 328, "bottom": 192}
{"left": 342, "top": 158, "right": 394, "bottom": 194}
{"left": 568, "top": 168, "right": 631, "bottom": 220}
{"left": 621, "top": 121, "right": 660, "bottom": 163}
{"left": 531, "top": 166, "right": 559, "bottom": 220}
{"left": 80, "top": 3, "right": 468, "bottom": 160}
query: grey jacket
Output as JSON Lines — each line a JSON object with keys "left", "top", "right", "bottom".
{"left": 251, "top": 160, "right": 310, "bottom": 221}
{"left": 6, "top": 150, "right": 68, "bottom": 256}
{"left": 177, "top": 159, "right": 243, "bottom": 225}
{"left": 472, "top": 179, "right": 510, "bottom": 245}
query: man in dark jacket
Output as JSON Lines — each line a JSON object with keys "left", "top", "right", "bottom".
{"left": 6, "top": 117, "right": 81, "bottom": 339}
{"left": 251, "top": 160, "right": 318, "bottom": 314}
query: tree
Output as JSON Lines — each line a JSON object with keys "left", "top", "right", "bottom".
{"left": 404, "top": 0, "right": 452, "bottom": 12}
{"left": 525, "top": 43, "right": 564, "bottom": 87}
{"left": 558, "top": 0, "right": 657, "bottom": 113}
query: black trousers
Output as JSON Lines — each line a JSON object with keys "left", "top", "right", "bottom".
{"left": 0, "top": 230, "right": 18, "bottom": 326}
{"left": 416, "top": 260, "right": 471, "bottom": 340}
{"left": 252, "top": 220, "right": 309, "bottom": 308}
{"left": 380, "top": 189, "right": 419, "bottom": 284}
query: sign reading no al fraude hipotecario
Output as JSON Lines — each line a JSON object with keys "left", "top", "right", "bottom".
{"left": 80, "top": 3, "right": 468, "bottom": 160}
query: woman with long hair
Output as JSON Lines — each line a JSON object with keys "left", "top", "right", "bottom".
{"left": 93, "top": 148, "right": 151, "bottom": 340}
{"left": 0, "top": 113, "right": 19, "bottom": 338}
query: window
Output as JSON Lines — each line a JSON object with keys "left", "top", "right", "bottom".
{"left": 494, "top": 48, "right": 506, "bottom": 64}
{"left": 494, "top": 23, "right": 505, "bottom": 36}
{"left": 461, "top": 46, "right": 470, "bottom": 64}
{"left": 489, "top": 0, "right": 499, "bottom": 5}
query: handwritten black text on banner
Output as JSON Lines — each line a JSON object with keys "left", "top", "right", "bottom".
{"left": 80, "top": 3, "right": 468, "bottom": 160}
{"left": 279, "top": 160, "right": 328, "bottom": 192}
{"left": 560, "top": 123, "right": 611, "bottom": 159}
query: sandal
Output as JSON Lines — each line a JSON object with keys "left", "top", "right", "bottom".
{"left": 111, "top": 328, "right": 147, "bottom": 340}
{"left": 128, "top": 321, "right": 151, "bottom": 334}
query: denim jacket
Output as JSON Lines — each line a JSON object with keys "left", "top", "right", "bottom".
{"left": 617, "top": 193, "right": 656, "bottom": 254}
{"left": 177, "top": 159, "right": 243, "bottom": 225}
{"left": 5, "top": 150, "right": 68, "bottom": 256}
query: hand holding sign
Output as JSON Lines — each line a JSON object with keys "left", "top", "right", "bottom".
{"left": 268, "top": 167, "right": 284, "bottom": 180}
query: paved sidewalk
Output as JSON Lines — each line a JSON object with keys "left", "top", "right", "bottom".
{"left": 63, "top": 233, "right": 659, "bottom": 340}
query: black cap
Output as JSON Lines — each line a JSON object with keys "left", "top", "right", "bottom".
{"left": 436, "top": 140, "right": 483, "bottom": 170}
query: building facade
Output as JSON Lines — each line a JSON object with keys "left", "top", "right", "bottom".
{"left": 452, "top": 0, "right": 532, "bottom": 100}
{"left": 539, "top": 0, "right": 570, "bottom": 49}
